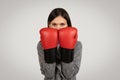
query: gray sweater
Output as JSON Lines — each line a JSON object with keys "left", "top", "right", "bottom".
{"left": 37, "top": 41, "right": 82, "bottom": 80}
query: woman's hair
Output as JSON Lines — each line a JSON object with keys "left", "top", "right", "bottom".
{"left": 47, "top": 8, "right": 72, "bottom": 27}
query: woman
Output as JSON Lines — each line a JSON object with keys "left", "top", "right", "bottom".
{"left": 37, "top": 8, "right": 82, "bottom": 80}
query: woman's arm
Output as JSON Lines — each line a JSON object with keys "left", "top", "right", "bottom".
{"left": 37, "top": 42, "right": 56, "bottom": 80}
{"left": 61, "top": 41, "right": 82, "bottom": 79}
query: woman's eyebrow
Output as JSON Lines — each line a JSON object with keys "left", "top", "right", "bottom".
{"left": 52, "top": 23, "right": 57, "bottom": 25}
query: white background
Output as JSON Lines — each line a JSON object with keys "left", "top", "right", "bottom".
{"left": 0, "top": 0, "right": 120, "bottom": 80}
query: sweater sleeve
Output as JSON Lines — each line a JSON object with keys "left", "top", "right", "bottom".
{"left": 37, "top": 42, "right": 56, "bottom": 79}
{"left": 61, "top": 41, "right": 82, "bottom": 79}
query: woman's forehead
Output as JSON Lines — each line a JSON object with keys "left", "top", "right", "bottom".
{"left": 50, "top": 16, "right": 67, "bottom": 23}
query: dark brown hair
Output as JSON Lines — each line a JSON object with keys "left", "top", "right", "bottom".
{"left": 47, "top": 8, "right": 72, "bottom": 27}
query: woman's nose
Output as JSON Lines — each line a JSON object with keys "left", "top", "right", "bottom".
{"left": 56, "top": 26, "right": 61, "bottom": 30}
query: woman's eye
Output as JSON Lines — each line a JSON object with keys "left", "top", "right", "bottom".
{"left": 60, "top": 23, "right": 65, "bottom": 26}
{"left": 52, "top": 23, "right": 57, "bottom": 26}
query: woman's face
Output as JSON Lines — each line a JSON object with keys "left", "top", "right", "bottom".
{"left": 49, "top": 16, "right": 68, "bottom": 30}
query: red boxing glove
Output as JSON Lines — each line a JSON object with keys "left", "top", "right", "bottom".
{"left": 40, "top": 28, "right": 58, "bottom": 63}
{"left": 59, "top": 27, "right": 78, "bottom": 63}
